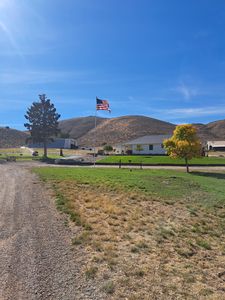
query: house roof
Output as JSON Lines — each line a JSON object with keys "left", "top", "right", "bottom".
{"left": 123, "top": 134, "right": 171, "bottom": 145}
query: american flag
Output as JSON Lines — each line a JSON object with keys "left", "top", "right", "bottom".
{"left": 96, "top": 97, "right": 111, "bottom": 112}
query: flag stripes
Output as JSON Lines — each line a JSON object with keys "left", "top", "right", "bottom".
{"left": 96, "top": 97, "right": 111, "bottom": 112}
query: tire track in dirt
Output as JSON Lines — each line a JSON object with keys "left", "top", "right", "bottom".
{"left": 0, "top": 163, "right": 105, "bottom": 300}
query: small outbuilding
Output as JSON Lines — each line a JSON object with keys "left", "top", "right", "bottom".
{"left": 207, "top": 141, "right": 225, "bottom": 152}
{"left": 28, "top": 138, "right": 77, "bottom": 149}
{"left": 114, "top": 134, "right": 171, "bottom": 155}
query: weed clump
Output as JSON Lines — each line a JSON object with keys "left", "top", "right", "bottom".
{"left": 72, "top": 231, "right": 91, "bottom": 245}
{"left": 102, "top": 281, "right": 115, "bottom": 294}
{"left": 85, "top": 266, "right": 98, "bottom": 279}
{"left": 196, "top": 239, "right": 212, "bottom": 250}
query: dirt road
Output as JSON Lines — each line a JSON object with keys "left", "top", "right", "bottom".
{"left": 0, "top": 163, "right": 104, "bottom": 300}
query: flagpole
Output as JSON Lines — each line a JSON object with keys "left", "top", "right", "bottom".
{"left": 93, "top": 97, "right": 110, "bottom": 167}
{"left": 93, "top": 97, "right": 97, "bottom": 167}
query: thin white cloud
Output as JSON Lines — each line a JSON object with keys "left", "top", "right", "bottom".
{"left": 0, "top": 70, "right": 90, "bottom": 85}
{"left": 172, "top": 82, "right": 198, "bottom": 100}
{"left": 153, "top": 106, "right": 225, "bottom": 119}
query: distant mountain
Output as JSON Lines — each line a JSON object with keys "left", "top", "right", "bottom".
{"left": 59, "top": 115, "right": 225, "bottom": 146}
{"left": 192, "top": 123, "right": 218, "bottom": 141}
{"left": 58, "top": 116, "right": 107, "bottom": 140}
{"left": 204, "top": 119, "right": 225, "bottom": 140}
{"left": 0, "top": 127, "right": 28, "bottom": 148}
{"left": 1, "top": 116, "right": 225, "bottom": 148}
{"left": 193, "top": 120, "right": 225, "bottom": 142}
{"left": 60, "top": 115, "right": 176, "bottom": 146}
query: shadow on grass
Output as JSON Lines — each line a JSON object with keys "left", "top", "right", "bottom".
{"left": 191, "top": 171, "right": 225, "bottom": 180}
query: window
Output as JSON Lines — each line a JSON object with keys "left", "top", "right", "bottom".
{"left": 149, "top": 144, "right": 153, "bottom": 150}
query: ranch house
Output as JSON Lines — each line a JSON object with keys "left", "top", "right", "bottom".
{"left": 114, "top": 134, "right": 171, "bottom": 155}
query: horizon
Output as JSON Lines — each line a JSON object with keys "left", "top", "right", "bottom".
{"left": 1, "top": 114, "right": 225, "bottom": 132}
{"left": 1, "top": 0, "right": 225, "bottom": 130}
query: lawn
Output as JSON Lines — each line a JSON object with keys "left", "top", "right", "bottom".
{"left": 0, "top": 147, "right": 79, "bottom": 160}
{"left": 97, "top": 155, "right": 225, "bottom": 165}
{"left": 34, "top": 167, "right": 225, "bottom": 299}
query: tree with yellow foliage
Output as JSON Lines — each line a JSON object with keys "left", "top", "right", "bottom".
{"left": 163, "top": 124, "right": 201, "bottom": 173}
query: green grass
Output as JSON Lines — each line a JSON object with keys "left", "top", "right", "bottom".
{"left": 0, "top": 153, "right": 61, "bottom": 161}
{"left": 0, "top": 147, "right": 69, "bottom": 161}
{"left": 0, "top": 153, "right": 33, "bottom": 160}
{"left": 97, "top": 155, "right": 225, "bottom": 165}
{"left": 196, "top": 239, "right": 212, "bottom": 250}
{"left": 34, "top": 167, "right": 225, "bottom": 208}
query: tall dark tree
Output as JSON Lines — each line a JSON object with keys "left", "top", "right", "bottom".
{"left": 24, "top": 94, "right": 61, "bottom": 158}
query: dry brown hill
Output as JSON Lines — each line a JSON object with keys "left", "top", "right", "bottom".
{"left": 2, "top": 115, "right": 224, "bottom": 148}
{"left": 59, "top": 116, "right": 225, "bottom": 146}
{"left": 192, "top": 123, "right": 218, "bottom": 142}
{"left": 0, "top": 127, "right": 28, "bottom": 148}
{"left": 77, "top": 115, "right": 175, "bottom": 146}
{"left": 193, "top": 119, "right": 225, "bottom": 142}
{"left": 58, "top": 116, "right": 106, "bottom": 139}
{"left": 205, "top": 119, "right": 225, "bottom": 140}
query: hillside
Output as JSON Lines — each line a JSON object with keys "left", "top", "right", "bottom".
{"left": 0, "top": 127, "right": 28, "bottom": 148}
{"left": 192, "top": 123, "right": 219, "bottom": 141}
{"left": 205, "top": 119, "right": 225, "bottom": 140}
{"left": 1, "top": 116, "right": 225, "bottom": 148}
{"left": 193, "top": 119, "right": 225, "bottom": 142}
{"left": 58, "top": 116, "right": 107, "bottom": 139}
{"left": 77, "top": 115, "right": 175, "bottom": 146}
{"left": 59, "top": 115, "right": 225, "bottom": 146}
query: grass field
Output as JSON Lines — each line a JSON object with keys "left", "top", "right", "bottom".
{"left": 97, "top": 155, "right": 225, "bottom": 165}
{"left": 34, "top": 167, "right": 225, "bottom": 299}
{"left": 0, "top": 147, "right": 85, "bottom": 160}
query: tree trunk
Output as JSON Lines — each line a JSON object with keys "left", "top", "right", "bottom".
{"left": 185, "top": 158, "right": 189, "bottom": 173}
{"left": 43, "top": 140, "right": 47, "bottom": 158}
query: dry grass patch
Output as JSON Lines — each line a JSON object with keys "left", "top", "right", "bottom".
{"left": 34, "top": 168, "right": 225, "bottom": 299}
{"left": 51, "top": 181, "right": 225, "bottom": 299}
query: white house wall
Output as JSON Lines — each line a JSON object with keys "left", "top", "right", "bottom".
{"left": 207, "top": 141, "right": 225, "bottom": 150}
{"left": 64, "top": 139, "right": 76, "bottom": 149}
{"left": 132, "top": 144, "right": 166, "bottom": 155}
{"left": 114, "top": 145, "right": 126, "bottom": 154}
{"left": 63, "top": 139, "right": 69, "bottom": 149}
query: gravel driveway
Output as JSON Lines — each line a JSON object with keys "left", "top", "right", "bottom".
{"left": 0, "top": 163, "right": 105, "bottom": 300}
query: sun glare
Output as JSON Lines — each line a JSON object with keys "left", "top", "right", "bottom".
{"left": 0, "top": 0, "right": 9, "bottom": 8}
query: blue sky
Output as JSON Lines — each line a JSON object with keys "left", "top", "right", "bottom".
{"left": 0, "top": 0, "right": 225, "bottom": 130}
